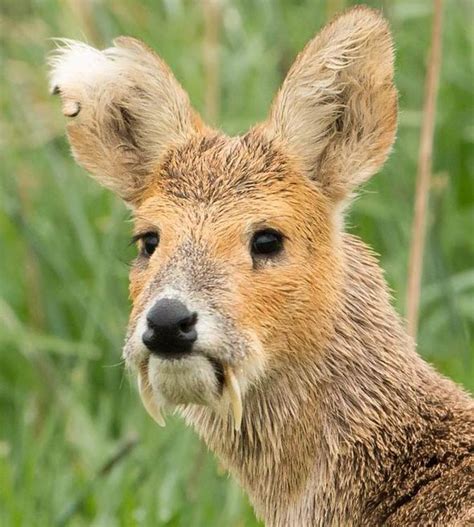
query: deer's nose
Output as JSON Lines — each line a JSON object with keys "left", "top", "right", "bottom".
{"left": 142, "top": 298, "right": 197, "bottom": 359}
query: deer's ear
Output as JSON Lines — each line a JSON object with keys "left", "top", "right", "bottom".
{"left": 260, "top": 6, "right": 397, "bottom": 204}
{"left": 49, "top": 37, "right": 204, "bottom": 204}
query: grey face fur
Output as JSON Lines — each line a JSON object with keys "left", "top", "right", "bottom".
{"left": 123, "top": 236, "right": 264, "bottom": 415}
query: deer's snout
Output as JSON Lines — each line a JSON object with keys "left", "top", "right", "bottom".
{"left": 142, "top": 298, "right": 197, "bottom": 359}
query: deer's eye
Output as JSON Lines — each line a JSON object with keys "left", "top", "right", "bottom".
{"left": 139, "top": 232, "right": 159, "bottom": 257}
{"left": 251, "top": 229, "right": 284, "bottom": 258}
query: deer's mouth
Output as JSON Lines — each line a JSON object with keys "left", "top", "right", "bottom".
{"left": 137, "top": 354, "right": 243, "bottom": 431}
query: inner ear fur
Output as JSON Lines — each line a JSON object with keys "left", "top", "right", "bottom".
{"left": 258, "top": 6, "right": 398, "bottom": 204}
{"left": 48, "top": 37, "right": 204, "bottom": 204}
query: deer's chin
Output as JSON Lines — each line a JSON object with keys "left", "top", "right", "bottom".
{"left": 136, "top": 352, "right": 246, "bottom": 431}
{"left": 148, "top": 354, "right": 222, "bottom": 407}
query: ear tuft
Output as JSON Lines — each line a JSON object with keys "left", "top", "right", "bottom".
{"left": 259, "top": 6, "right": 398, "bottom": 205}
{"left": 49, "top": 39, "right": 116, "bottom": 102}
{"left": 48, "top": 38, "right": 203, "bottom": 203}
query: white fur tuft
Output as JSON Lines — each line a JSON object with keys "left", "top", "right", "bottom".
{"left": 48, "top": 39, "right": 118, "bottom": 95}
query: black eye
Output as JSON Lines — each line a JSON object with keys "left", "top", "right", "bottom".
{"left": 251, "top": 229, "right": 284, "bottom": 258}
{"left": 141, "top": 232, "right": 159, "bottom": 257}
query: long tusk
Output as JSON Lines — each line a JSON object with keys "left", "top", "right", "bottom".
{"left": 224, "top": 366, "right": 243, "bottom": 431}
{"left": 137, "top": 367, "right": 166, "bottom": 427}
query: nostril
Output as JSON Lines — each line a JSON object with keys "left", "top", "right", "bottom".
{"left": 178, "top": 312, "right": 198, "bottom": 334}
{"left": 142, "top": 328, "right": 157, "bottom": 349}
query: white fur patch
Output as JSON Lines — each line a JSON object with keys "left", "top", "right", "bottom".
{"left": 48, "top": 39, "right": 118, "bottom": 95}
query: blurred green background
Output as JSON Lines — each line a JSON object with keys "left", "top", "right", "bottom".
{"left": 0, "top": 0, "right": 472, "bottom": 525}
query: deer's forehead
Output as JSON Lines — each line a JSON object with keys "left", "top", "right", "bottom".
{"left": 135, "top": 133, "right": 327, "bottom": 229}
{"left": 149, "top": 133, "right": 295, "bottom": 202}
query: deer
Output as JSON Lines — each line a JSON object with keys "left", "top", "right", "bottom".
{"left": 48, "top": 6, "right": 473, "bottom": 526}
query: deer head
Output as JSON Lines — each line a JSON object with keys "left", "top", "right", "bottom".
{"left": 49, "top": 6, "right": 397, "bottom": 432}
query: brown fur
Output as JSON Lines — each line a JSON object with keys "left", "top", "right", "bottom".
{"left": 49, "top": 6, "right": 473, "bottom": 526}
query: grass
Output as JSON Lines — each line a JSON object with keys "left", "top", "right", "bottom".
{"left": 0, "top": 0, "right": 472, "bottom": 525}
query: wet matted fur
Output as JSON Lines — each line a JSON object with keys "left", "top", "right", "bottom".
{"left": 48, "top": 6, "right": 473, "bottom": 526}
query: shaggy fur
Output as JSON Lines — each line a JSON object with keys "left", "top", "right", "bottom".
{"left": 49, "top": 6, "right": 473, "bottom": 526}
{"left": 185, "top": 234, "right": 474, "bottom": 526}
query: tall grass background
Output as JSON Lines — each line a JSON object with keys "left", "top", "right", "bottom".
{"left": 0, "top": 0, "right": 472, "bottom": 525}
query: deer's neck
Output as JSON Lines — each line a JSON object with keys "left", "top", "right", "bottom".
{"left": 184, "top": 235, "right": 462, "bottom": 526}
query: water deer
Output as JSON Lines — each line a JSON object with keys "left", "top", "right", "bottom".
{"left": 49, "top": 6, "right": 473, "bottom": 526}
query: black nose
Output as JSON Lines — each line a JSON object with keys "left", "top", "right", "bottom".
{"left": 142, "top": 298, "right": 197, "bottom": 359}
